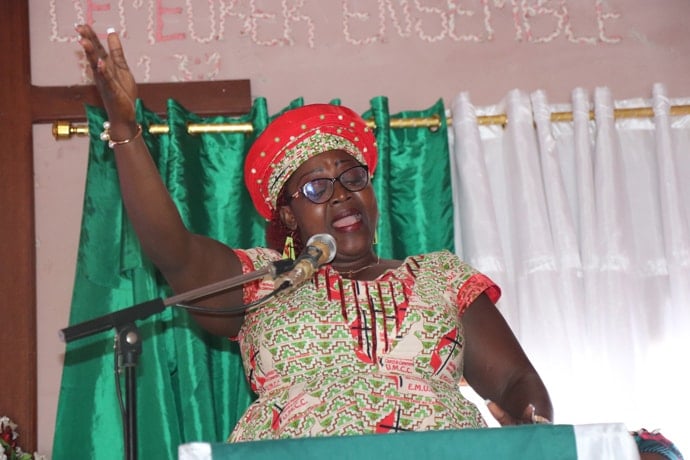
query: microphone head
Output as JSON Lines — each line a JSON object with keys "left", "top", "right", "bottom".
{"left": 306, "top": 233, "right": 337, "bottom": 263}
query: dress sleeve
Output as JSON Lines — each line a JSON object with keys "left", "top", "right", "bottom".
{"left": 233, "top": 247, "right": 283, "bottom": 305}
{"left": 440, "top": 250, "right": 501, "bottom": 316}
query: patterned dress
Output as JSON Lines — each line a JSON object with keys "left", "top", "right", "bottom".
{"left": 229, "top": 248, "right": 501, "bottom": 442}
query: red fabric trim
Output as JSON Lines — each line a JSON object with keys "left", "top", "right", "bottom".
{"left": 456, "top": 273, "right": 501, "bottom": 316}
{"left": 225, "top": 249, "right": 263, "bottom": 341}
{"left": 233, "top": 249, "right": 261, "bottom": 305}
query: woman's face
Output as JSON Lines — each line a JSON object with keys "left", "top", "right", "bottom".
{"left": 280, "top": 149, "right": 378, "bottom": 263}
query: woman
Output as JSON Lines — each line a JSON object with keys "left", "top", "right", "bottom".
{"left": 75, "top": 24, "right": 553, "bottom": 441}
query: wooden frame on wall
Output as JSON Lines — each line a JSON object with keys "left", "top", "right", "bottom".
{"left": 1, "top": 1, "right": 37, "bottom": 450}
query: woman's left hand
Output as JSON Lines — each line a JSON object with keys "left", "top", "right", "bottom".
{"left": 486, "top": 400, "right": 551, "bottom": 426}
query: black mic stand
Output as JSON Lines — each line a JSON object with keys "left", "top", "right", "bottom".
{"left": 59, "top": 262, "right": 290, "bottom": 460}
{"left": 118, "top": 322, "right": 142, "bottom": 460}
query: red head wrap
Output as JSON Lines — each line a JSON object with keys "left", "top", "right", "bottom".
{"left": 244, "top": 104, "right": 378, "bottom": 220}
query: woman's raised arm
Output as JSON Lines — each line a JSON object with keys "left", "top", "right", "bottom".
{"left": 75, "top": 25, "right": 245, "bottom": 337}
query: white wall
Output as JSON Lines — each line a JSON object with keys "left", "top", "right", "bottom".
{"left": 30, "top": 0, "right": 690, "bottom": 456}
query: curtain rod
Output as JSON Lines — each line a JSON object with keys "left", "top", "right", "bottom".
{"left": 51, "top": 104, "right": 690, "bottom": 140}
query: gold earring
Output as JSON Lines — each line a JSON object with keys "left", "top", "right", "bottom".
{"left": 282, "top": 234, "right": 296, "bottom": 260}
{"left": 373, "top": 228, "right": 378, "bottom": 245}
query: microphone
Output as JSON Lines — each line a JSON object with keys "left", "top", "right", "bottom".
{"left": 275, "top": 233, "right": 336, "bottom": 293}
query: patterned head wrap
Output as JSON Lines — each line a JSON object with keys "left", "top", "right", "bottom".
{"left": 244, "top": 104, "right": 378, "bottom": 220}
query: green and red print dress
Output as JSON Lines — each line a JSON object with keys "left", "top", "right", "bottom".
{"left": 229, "top": 249, "right": 501, "bottom": 442}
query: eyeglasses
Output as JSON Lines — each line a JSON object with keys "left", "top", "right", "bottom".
{"left": 290, "top": 165, "right": 370, "bottom": 204}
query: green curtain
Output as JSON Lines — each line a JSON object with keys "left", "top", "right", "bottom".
{"left": 365, "top": 96, "right": 454, "bottom": 258}
{"left": 53, "top": 97, "right": 453, "bottom": 459}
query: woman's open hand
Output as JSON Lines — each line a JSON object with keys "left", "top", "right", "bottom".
{"left": 75, "top": 24, "right": 138, "bottom": 136}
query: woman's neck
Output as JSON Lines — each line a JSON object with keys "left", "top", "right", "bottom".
{"left": 334, "top": 255, "right": 402, "bottom": 280}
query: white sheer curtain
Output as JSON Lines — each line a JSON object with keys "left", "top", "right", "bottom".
{"left": 450, "top": 83, "right": 690, "bottom": 455}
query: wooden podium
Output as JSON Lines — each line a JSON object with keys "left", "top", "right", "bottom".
{"left": 178, "top": 423, "right": 639, "bottom": 460}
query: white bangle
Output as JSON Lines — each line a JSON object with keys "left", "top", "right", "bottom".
{"left": 530, "top": 403, "right": 552, "bottom": 424}
{"left": 100, "top": 121, "right": 143, "bottom": 148}
{"left": 532, "top": 411, "right": 552, "bottom": 424}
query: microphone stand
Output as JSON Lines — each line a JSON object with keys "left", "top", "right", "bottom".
{"left": 59, "top": 263, "right": 286, "bottom": 460}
